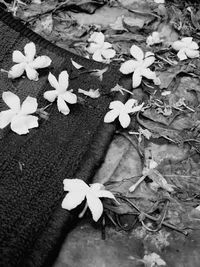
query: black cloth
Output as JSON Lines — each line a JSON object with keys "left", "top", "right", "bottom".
{"left": 0, "top": 8, "right": 121, "bottom": 267}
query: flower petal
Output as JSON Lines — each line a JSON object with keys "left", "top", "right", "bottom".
{"left": 57, "top": 96, "right": 70, "bottom": 115}
{"left": 190, "top": 41, "right": 199, "bottom": 50}
{"left": 58, "top": 71, "right": 69, "bottom": 93}
{"left": 104, "top": 109, "right": 120, "bottom": 123}
{"left": 182, "top": 37, "right": 193, "bottom": 45}
{"left": 61, "top": 91, "right": 77, "bottom": 104}
{"left": 25, "top": 65, "right": 39, "bottom": 81}
{"left": 119, "top": 112, "right": 131, "bottom": 128}
{"left": 86, "top": 193, "right": 103, "bottom": 222}
{"left": 143, "top": 55, "right": 155, "bottom": 68}
{"left": 0, "top": 110, "right": 15, "bottom": 129}
{"left": 30, "top": 56, "right": 52, "bottom": 69}
{"left": 103, "top": 42, "right": 112, "bottom": 49}
{"left": 2, "top": 91, "right": 20, "bottom": 111}
{"left": 20, "top": 96, "right": 38, "bottom": 115}
{"left": 63, "top": 178, "right": 89, "bottom": 192}
{"left": 124, "top": 99, "right": 138, "bottom": 112}
{"left": 48, "top": 72, "right": 59, "bottom": 90}
{"left": 177, "top": 49, "right": 187, "bottom": 61}
{"left": 89, "top": 183, "right": 104, "bottom": 191}
{"left": 10, "top": 115, "right": 29, "bottom": 135}
{"left": 89, "top": 32, "right": 104, "bottom": 46}
{"left": 109, "top": 100, "right": 124, "bottom": 110}
{"left": 130, "top": 45, "right": 144, "bottom": 61}
{"left": 131, "top": 102, "right": 144, "bottom": 113}
{"left": 94, "top": 189, "right": 116, "bottom": 200}
{"left": 185, "top": 48, "right": 199, "bottom": 59}
{"left": 119, "top": 60, "right": 138, "bottom": 74}
{"left": 141, "top": 68, "right": 156, "bottom": 80}
{"left": 172, "top": 40, "right": 185, "bottom": 51}
{"left": 8, "top": 63, "right": 25, "bottom": 79}
{"left": 44, "top": 90, "right": 58, "bottom": 102}
{"left": 132, "top": 69, "right": 142, "bottom": 88}
{"left": 62, "top": 191, "right": 86, "bottom": 210}
{"left": 92, "top": 50, "right": 104, "bottom": 62}
{"left": 24, "top": 42, "right": 36, "bottom": 62}
{"left": 12, "top": 50, "right": 26, "bottom": 63}
{"left": 101, "top": 48, "right": 116, "bottom": 59}
{"left": 86, "top": 43, "right": 101, "bottom": 54}
{"left": 25, "top": 115, "right": 38, "bottom": 130}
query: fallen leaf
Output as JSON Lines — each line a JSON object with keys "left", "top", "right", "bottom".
{"left": 123, "top": 15, "right": 145, "bottom": 32}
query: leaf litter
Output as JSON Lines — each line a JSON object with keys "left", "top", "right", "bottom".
{"left": 7, "top": 0, "right": 200, "bottom": 265}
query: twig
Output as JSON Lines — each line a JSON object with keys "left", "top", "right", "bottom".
{"left": 116, "top": 195, "right": 188, "bottom": 235}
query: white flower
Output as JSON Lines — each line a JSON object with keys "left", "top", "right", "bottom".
{"left": 120, "top": 45, "right": 159, "bottom": 88}
{"left": 86, "top": 32, "right": 116, "bottom": 62}
{"left": 146, "top": 31, "right": 163, "bottom": 46}
{"left": 0, "top": 91, "right": 38, "bottom": 135}
{"left": 104, "top": 99, "right": 144, "bottom": 128}
{"left": 62, "top": 179, "right": 116, "bottom": 222}
{"left": 8, "top": 42, "right": 52, "bottom": 81}
{"left": 172, "top": 37, "right": 199, "bottom": 61}
{"left": 78, "top": 88, "right": 100, "bottom": 98}
{"left": 44, "top": 71, "right": 77, "bottom": 115}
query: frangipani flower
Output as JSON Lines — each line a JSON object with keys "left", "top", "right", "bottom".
{"left": 172, "top": 37, "right": 199, "bottom": 61}
{"left": 0, "top": 91, "right": 38, "bottom": 135}
{"left": 104, "top": 99, "right": 144, "bottom": 128}
{"left": 146, "top": 31, "right": 163, "bottom": 46}
{"left": 8, "top": 42, "right": 52, "bottom": 81}
{"left": 120, "top": 45, "right": 160, "bottom": 88}
{"left": 86, "top": 32, "right": 116, "bottom": 62}
{"left": 62, "top": 179, "right": 116, "bottom": 222}
{"left": 44, "top": 71, "right": 77, "bottom": 115}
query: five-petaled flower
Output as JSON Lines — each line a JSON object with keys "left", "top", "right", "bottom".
{"left": 172, "top": 37, "right": 199, "bottom": 61}
{"left": 120, "top": 45, "right": 160, "bottom": 88}
{"left": 104, "top": 99, "right": 144, "bottom": 128}
{"left": 0, "top": 91, "right": 38, "bottom": 135}
{"left": 8, "top": 42, "right": 52, "bottom": 81}
{"left": 62, "top": 179, "right": 116, "bottom": 222}
{"left": 44, "top": 71, "right": 77, "bottom": 115}
{"left": 86, "top": 32, "right": 116, "bottom": 62}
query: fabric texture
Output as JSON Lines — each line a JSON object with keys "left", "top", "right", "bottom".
{"left": 0, "top": 8, "right": 123, "bottom": 267}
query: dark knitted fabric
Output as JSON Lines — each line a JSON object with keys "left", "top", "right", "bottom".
{"left": 0, "top": 8, "right": 122, "bottom": 267}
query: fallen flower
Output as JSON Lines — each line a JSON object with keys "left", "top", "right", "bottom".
{"left": 78, "top": 88, "right": 100, "bottom": 99}
{"left": 62, "top": 179, "right": 116, "bottom": 222}
{"left": 86, "top": 32, "right": 116, "bottom": 62}
{"left": 8, "top": 42, "right": 51, "bottom": 81}
{"left": 120, "top": 45, "right": 160, "bottom": 88}
{"left": 0, "top": 91, "right": 38, "bottom": 135}
{"left": 44, "top": 71, "right": 77, "bottom": 115}
{"left": 146, "top": 31, "right": 163, "bottom": 46}
{"left": 172, "top": 37, "right": 199, "bottom": 61}
{"left": 104, "top": 99, "right": 144, "bottom": 128}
